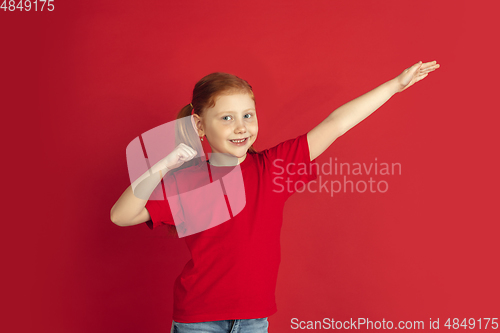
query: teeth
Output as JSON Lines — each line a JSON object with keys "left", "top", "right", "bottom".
{"left": 230, "top": 138, "right": 246, "bottom": 143}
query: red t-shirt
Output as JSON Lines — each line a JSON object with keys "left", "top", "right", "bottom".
{"left": 145, "top": 132, "right": 318, "bottom": 323}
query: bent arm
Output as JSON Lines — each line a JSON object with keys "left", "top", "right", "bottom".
{"left": 307, "top": 78, "right": 399, "bottom": 161}
{"left": 110, "top": 164, "right": 169, "bottom": 227}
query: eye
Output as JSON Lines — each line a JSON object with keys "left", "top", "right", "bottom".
{"left": 244, "top": 113, "right": 252, "bottom": 119}
{"left": 222, "top": 115, "right": 232, "bottom": 121}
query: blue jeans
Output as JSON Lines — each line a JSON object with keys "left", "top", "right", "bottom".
{"left": 171, "top": 317, "right": 269, "bottom": 333}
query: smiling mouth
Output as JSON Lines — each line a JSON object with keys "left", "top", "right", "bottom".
{"left": 229, "top": 137, "right": 249, "bottom": 143}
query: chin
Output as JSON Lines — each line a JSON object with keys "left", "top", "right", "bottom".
{"left": 230, "top": 149, "right": 248, "bottom": 158}
{"left": 237, "top": 151, "right": 248, "bottom": 158}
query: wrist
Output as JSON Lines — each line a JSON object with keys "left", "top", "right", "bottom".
{"left": 386, "top": 78, "right": 401, "bottom": 95}
{"left": 152, "top": 164, "right": 169, "bottom": 176}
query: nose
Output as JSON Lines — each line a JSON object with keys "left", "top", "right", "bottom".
{"left": 234, "top": 118, "right": 247, "bottom": 134}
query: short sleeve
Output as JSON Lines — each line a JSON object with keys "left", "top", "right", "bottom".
{"left": 144, "top": 172, "right": 178, "bottom": 230}
{"left": 262, "top": 132, "right": 318, "bottom": 199}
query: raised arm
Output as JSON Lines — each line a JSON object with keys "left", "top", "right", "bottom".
{"left": 307, "top": 60, "right": 440, "bottom": 161}
{"left": 110, "top": 143, "right": 197, "bottom": 226}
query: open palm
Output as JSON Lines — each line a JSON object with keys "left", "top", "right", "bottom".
{"left": 397, "top": 60, "right": 440, "bottom": 92}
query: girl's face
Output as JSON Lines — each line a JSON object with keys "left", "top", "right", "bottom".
{"left": 196, "top": 93, "right": 258, "bottom": 164}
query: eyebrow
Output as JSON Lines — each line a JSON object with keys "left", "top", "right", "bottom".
{"left": 216, "top": 108, "right": 256, "bottom": 115}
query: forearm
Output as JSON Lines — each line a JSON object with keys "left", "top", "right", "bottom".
{"left": 329, "top": 78, "right": 400, "bottom": 136}
{"left": 110, "top": 163, "right": 169, "bottom": 225}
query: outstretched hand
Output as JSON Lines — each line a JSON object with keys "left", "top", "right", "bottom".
{"left": 396, "top": 60, "right": 440, "bottom": 92}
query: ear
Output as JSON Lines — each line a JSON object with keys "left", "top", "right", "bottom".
{"left": 191, "top": 114, "right": 204, "bottom": 137}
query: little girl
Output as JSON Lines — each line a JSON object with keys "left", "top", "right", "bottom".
{"left": 110, "top": 60, "right": 440, "bottom": 333}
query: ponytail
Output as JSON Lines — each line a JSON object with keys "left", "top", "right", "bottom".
{"left": 171, "top": 104, "right": 204, "bottom": 171}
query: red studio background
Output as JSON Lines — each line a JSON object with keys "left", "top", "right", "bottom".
{"left": 1, "top": 0, "right": 499, "bottom": 332}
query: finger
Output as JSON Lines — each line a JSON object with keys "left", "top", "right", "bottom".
{"left": 422, "top": 63, "right": 440, "bottom": 70}
{"left": 183, "top": 146, "right": 197, "bottom": 158}
{"left": 419, "top": 64, "right": 439, "bottom": 73}
{"left": 179, "top": 146, "right": 194, "bottom": 159}
{"left": 178, "top": 145, "right": 190, "bottom": 154}
{"left": 179, "top": 145, "right": 192, "bottom": 157}
{"left": 420, "top": 60, "right": 436, "bottom": 67}
{"left": 419, "top": 64, "right": 434, "bottom": 71}
{"left": 180, "top": 149, "right": 196, "bottom": 161}
{"left": 177, "top": 153, "right": 187, "bottom": 162}
{"left": 415, "top": 73, "right": 429, "bottom": 82}
{"left": 185, "top": 145, "right": 198, "bottom": 158}
{"left": 419, "top": 68, "right": 435, "bottom": 74}
{"left": 423, "top": 60, "right": 437, "bottom": 66}
{"left": 420, "top": 67, "right": 438, "bottom": 74}
{"left": 177, "top": 150, "right": 189, "bottom": 160}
